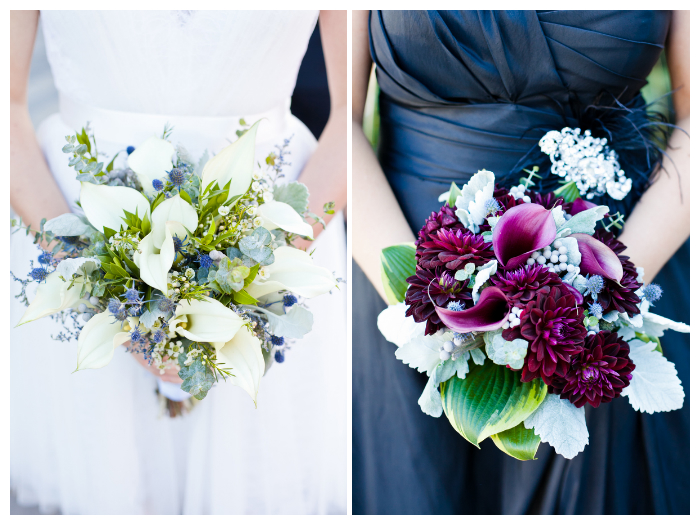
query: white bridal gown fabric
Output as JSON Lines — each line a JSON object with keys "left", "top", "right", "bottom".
{"left": 10, "top": 11, "right": 347, "bottom": 515}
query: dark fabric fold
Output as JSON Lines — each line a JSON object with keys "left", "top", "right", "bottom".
{"left": 353, "top": 10, "right": 688, "bottom": 515}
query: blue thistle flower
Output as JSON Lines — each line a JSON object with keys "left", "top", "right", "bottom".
{"left": 126, "top": 145, "right": 135, "bottom": 155}
{"left": 168, "top": 168, "right": 186, "bottom": 188}
{"left": 643, "top": 283, "right": 663, "bottom": 305}
{"left": 127, "top": 305, "right": 142, "bottom": 317}
{"left": 197, "top": 252, "right": 213, "bottom": 270}
{"left": 29, "top": 267, "right": 49, "bottom": 282}
{"left": 156, "top": 296, "right": 176, "bottom": 314}
{"left": 37, "top": 251, "right": 52, "bottom": 265}
{"left": 583, "top": 274, "right": 605, "bottom": 300}
{"left": 114, "top": 308, "right": 128, "bottom": 322}
{"left": 447, "top": 301, "right": 465, "bottom": 312}
{"left": 589, "top": 302, "right": 603, "bottom": 319}
{"left": 274, "top": 350, "right": 285, "bottom": 363}
{"left": 151, "top": 329, "right": 166, "bottom": 344}
{"left": 152, "top": 179, "right": 164, "bottom": 191}
{"left": 172, "top": 234, "right": 189, "bottom": 258}
{"left": 271, "top": 335, "right": 285, "bottom": 346}
{"left": 283, "top": 294, "right": 298, "bottom": 308}
{"left": 122, "top": 285, "right": 143, "bottom": 304}
{"left": 484, "top": 197, "right": 502, "bottom": 216}
{"left": 108, "top": 298, "right": 123, "bottom": 315}
{"left": 130, "top": 326, "right": 144, "bottom": 343}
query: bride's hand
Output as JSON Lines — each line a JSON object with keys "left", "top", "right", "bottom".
{"left": 129, "top": 350, "right": 183, "bottom": 384}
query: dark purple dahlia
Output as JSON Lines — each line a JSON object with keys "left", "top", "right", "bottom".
{"left": 417, "top": 228, "right": 493, "bottom": 272}
{"left": 405, "top": 268, "right": 473, "bottom": 335}
{"left": 416, "top": 205, "right": 466, "bottom": 259}
{"left": 491, "top": 264, "right": 562, "bottom": 309}
{"left": 592, "top": 230, "right": 642, "bottom": 316}
{"left": 549, "top": 331, "right": 635, "bottom": 408}
{"left": 525, "top": 189, "right": 563, "bottom": 210}
{"left": 504, "top": 284, "right": 587, "bottom": 384}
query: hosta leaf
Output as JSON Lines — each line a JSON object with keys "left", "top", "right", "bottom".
{"left": 491, "top": 422, "right": 540, "bottom": 461}
{"left": 380, "top": 243, "right": 416, "bottom": 305}
{"left": 441, "top": 359, "right": 547, "bottom": 447}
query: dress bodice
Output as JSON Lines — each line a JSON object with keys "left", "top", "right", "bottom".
{"left": 369, "top": 11, "right": 673, "bottom": 231}
{"left": 40, "top": 10, "right": 319, "bottom": 116}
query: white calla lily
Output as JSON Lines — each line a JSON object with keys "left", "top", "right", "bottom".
{"left": 80, "top": 182, "right": 150, "bottom": 234}
{"left": 245, "top": 246, "right": 336, "bottom": 299}
{"left": 256, "top": 201, "right": 314, "bottom": 239}
{"left": 201, "top": 120, "right": 261, "bottom": 201}
{"left": 170, "top": 296, "right": 246, "bottom": 344}
{"left": 134, "top": 222, "right": 175, "bottom": 295}
{"left": 150, "top": 194, "right": 198, "bottom": 246}
{"left": 76, "top": 311, "right": 131, "bottom": 371}
{"left": 17, "top": 272, "right": 88, "bottom": 326}
{"left": 127, "top": 135, "right": 175, "bottom": 196}
{"left": 216, "top": 327, "right": 265, "bottom": 405}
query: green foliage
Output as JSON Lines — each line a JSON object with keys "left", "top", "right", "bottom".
{"left": 239, "top": 227, "right": 274, "bottom": 265}
{"left": 446, "top": 182, "right": 462, "bottom": 207}
{"left": 441, "top": 359, "right": 547, "bottom": 447}
{"left": 214, "top": 257, "right": 250, "bottom": 294}
{"left": 380, "top": 243, "right": 417, "bottom": 305}
{"left": 178, "top": 353, "right": 215, "bottom": 400}
{"left": 273, "top": 181, "right": 310, "bottom": 214}
{"left": 553, "top": 180, "right": 581, "bottom": 203}
{"left": 491, "top": 422, "right": 541, "bottom": 461}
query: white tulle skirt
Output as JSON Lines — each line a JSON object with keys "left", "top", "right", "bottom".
{"left": 10, "top": 104, "right": 347, "bottom": 514}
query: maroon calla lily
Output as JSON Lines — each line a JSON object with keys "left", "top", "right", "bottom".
{"left": 434, "top": 286, "right": 510, "bottom": 333}
{"left": 568, "top": 197, "right": 597, "bottom": 216}
{"left": 571, "top": 233, "right": 623, "bottom": 282}
{"left": 492, "top": 203, "right": 557, "bottom": 270}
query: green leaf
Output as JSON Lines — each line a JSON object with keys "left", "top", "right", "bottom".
{"left": 151, "top": 192, "right": 165, "bottom": 212}
{"left": 232, "top": 289, "right": 258, "bottom": 305}
{"left": 553, "top": 180, "right": 581, "bottom": 203}
{"left": 243, "top": 264, "right": 259, "bottom": 286}
{"left": 447, "top": 182, "right": 462, "bottom": 207}
{"left": 380, "top": 243, "right": 416, "bottom": 305}
{"left": 273, "top": 181, "right": 310, "bottom": 214}
{"left": 103, "top": 226, "right": 117, "bottom": 239}
{"left": 105, "top": 152, "right": 119, "bottom": 173}
{"left": 179, "top": 189, "right": 192, "bottom": 204}
{"left": 141, "top": 213, "right": 151, "bottom": 235}
{"left": 441, "top": 359, "right": 547, "bottom": 447}
{"left": 490, "top": 422, "right": 541, "bottom": 461}
{"left": 178, "top": 354, "right": 215, "bottom": 400}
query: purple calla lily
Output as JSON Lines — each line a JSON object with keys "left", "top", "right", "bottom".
{"left": 492, "top": 203, "right": 557, "bottom": 270}
{"left": 435, "top": 286, "right": 510, "bottom": 333}
{"left": 571, "top": 233, "right": 623, "bottom": 282}
{"left": 568, "top": 197, "right": 597, "bottom": 216}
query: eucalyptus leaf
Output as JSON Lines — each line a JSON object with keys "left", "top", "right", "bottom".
{"left": 441, "top": 359, "right": 547, "bottom": 447}
{"left": 262, "top": 304, "right": 314, "bottom": 339}
{"left": 178, "top": 353, "right": 215, "bottom": 400}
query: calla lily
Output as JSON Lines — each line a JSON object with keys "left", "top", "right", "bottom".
{"left": 435, "top": 286, "right": 510, "bottom": 333}
{"left": 17, "top": 272, "right": 89, "bottom": 326}
{"left": 256, "top": 201, "right": 314, "bottom": 239}
{"left": 170, "top": 296, "right": 246, "bottom": 344}
{"left": 570, "top": 233, "right": 623, "bottom": 282}
{"left": 75, "top": 311, "right": 131, "bottom": 371}
{"left": 150, "top": 194, "right": 198, "bottom": 246}
{"left": 245, "top": 246, "right": 336, "bottom": 299}
{"left": 80, "top": 182, "right": 150, "bottom": 234}
{"left": 134, "top": 222, "right": 175, "bottom": 294}
{"left": 492, "top": 203, "right": 557, "bottom": 270}
{"left": 216, "top": 327, "right": 265, "bottom": 405}
{"left": 201, "top": 120, "right": 261, "bottom": 201}
{"left": 569, "top": 197, "right": 598, "bottom": 216}
{"left": 127, "top": 135, "right": 175, "bottom": 197}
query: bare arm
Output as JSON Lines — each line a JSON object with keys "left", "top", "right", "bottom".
{"left": 351, "top": 10, "right": 415, "bottom": 304}
{"left": 294, "top": 10, "right": 348, "bottom": 248}
{"left": 11, "top": 10, "right": 71, "bottom": 231}
{"left": 618, "top": 10, "right": 690, "bottom": 282}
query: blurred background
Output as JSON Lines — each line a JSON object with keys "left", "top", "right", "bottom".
{"left": 11, "top": 18, "right": 330, "bottom": 515}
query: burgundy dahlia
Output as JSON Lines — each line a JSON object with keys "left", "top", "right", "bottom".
{"left": 491, "top": 264, "right": 562, "bottom": 309}
{"left": 417, "top": 228, "right": 493, "bottom": 272}
{"left": 525, "top": 189, "right": 563, "bottom": 210}
{"left": 405, "top": 268, "right": 473, "bottom": 335}
{"left": 416, "top": 205, "right": 466, "bottom": 259}
{"left": 504, "top": 284, "right": 587, "bottom": 384}
{"left": 592, "top": 230, "right": 641, "bottom": 316}
{"left": 549, "top": 331, "right": 635, "bottom": 408}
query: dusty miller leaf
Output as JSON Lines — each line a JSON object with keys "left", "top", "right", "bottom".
{"left": 523, "top": 394, "right": 589, "bottom": 459}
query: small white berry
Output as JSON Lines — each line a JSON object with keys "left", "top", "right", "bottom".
{"left": 567, "top": 264, "right": 576, "bottom": 273}
{"left": 526, "top": 258, "right": 535, "bottom": 266}
{"left": 559, "top": 254, "right": 568, "bottom": 263}
{"left": 443, "top": 341, "right": 455, "bottom": 353}
{"left": 553, "top": 240, "right": 562, "bottom": 249}
{"left": 536, "top": 256, "right": 546, "bottom": 265}
{"left": 551, "top": 254, "right": 559, "bottom": 263}
{"left": 439, "top": 350, "right": 451, "bottom": 361}
{"left": 522, "top": 195, "right": 531, "bottom": 203}
{"left": 559, "top": 246, "right": 568, "bottom": 254}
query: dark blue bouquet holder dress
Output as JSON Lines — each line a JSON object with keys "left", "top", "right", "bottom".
{"left": 352, "top": 10, "right": 689, "bottom": 514}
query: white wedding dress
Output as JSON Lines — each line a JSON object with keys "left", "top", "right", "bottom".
{"left": 10, "top": 10, "right": 347, "bottom": 515}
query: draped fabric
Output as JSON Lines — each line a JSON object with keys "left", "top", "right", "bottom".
{"left": 352, "top": 10, "right": 689, "bottom": 514}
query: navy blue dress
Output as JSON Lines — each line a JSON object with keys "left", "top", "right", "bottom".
{"left": 352, "top": 10, "right": 689, "bottom": 514}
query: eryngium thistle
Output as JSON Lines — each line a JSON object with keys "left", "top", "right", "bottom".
{"left": 549, "top": 331, "right": 635, "bottom": 408}
{"left": 503, "top": 284, "right": 586, "bottom": 384}
{"left": 417, "top": 228, "right": 493, "bottom": 272}
{"left": 405, "top": 268, "right": 473, "bottom": 335}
